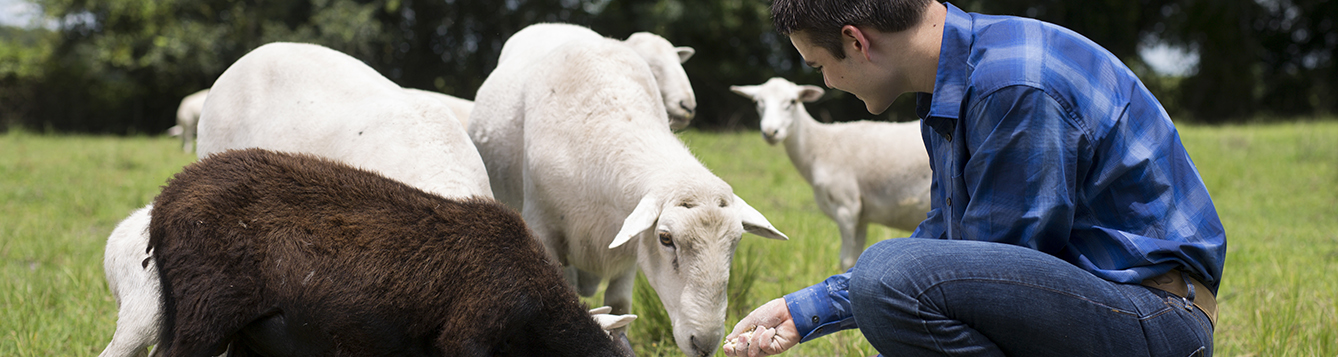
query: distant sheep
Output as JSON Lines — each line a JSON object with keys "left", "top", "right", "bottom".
{"left": 149, "top": 148, "right": 631, "bottom": 356}
{"left": 496, "top": 22, "right": 697, "bottom": 129}
{"left": 173, "top": 89, "right": 209, "bottom": 153}
{"left": 475, "top": 38, "right": 788, "bottom": 357}
{"left": 197, "top": 42, "right": 490, "bottom": 200}
{"left": 732, "top": 77, "right": 931, "bottom": 270}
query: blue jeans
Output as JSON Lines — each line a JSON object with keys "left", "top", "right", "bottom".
{"left": 849, "top": 238, "right": 1213, "bottom": 356}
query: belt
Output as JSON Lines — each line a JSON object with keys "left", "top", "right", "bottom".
{"left": 1141, "top": 270, "right": 1217, "bottom": 327}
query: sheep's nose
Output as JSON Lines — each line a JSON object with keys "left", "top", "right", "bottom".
{"left": 680, "top": 101, "right": 695, "bottom": 115}
{"left": 689, "top": 335, "right": 716, "bottom": 357}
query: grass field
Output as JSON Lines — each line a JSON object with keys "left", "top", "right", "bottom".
{"left": 2, "top": 120, "right": 1335, "bottom": 356}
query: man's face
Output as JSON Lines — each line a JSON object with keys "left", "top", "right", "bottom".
{"left": 789, "top": 30, "right": 902, "bottom": 115}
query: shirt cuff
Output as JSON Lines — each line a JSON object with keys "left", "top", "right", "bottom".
{"left": 784, "top": 273, "right": 857, "bottom": 343}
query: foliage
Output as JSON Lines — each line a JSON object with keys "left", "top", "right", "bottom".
{"left": 0, "top": 0, "right": 1335, "bottom": 132}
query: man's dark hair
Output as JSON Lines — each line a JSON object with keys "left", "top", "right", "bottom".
{"left": 772, "top": 0, "right": 933, "bottom": 59}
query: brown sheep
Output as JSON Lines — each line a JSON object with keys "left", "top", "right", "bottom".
{"left": 148, "top": 148, "right": 628, "bottom": 357}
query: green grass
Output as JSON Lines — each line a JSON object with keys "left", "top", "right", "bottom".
{"left": 2, "top": 120, "right": 1335, "bottom": 356}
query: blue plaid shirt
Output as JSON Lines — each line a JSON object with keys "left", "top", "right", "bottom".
{"left": 784, "top": 3, "right": 1227, "bottom": 343}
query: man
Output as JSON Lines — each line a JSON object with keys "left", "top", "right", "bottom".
{"left": 723, "top": 1, "right": 1226, "bottom": 356}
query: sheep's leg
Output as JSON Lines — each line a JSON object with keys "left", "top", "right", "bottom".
{"left": 181, "top": 121, "right": 195, "bottom": 153}
{"left": 98, "top": 295, "right": 159, "bottom": 357}
{"left": 98, "top": 328, "right": 152, "bottom": 357}
{"left": 835, "top": 214, "right": 861, "bottom": 271}
{"left": 157, "top": 271, "right": 255, "bottom": 357}
{"left": 603, "top": 268, "right": 637, "bottom": 316}
{"left": 814, "top": 182, "right": 863, "bottom": 270}
{"left": 852, "top": 220, "right": 870, "bottom": 267}
{"left": 575, "top": 269, "right": 602, "bottom": 297}
{"left": 604, "top": 269, "right": 638, "bottom": 355}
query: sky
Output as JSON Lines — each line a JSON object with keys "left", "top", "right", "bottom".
{"left": 0, "top": 0, "right": 45, "bottom": 29}
{"left": 0, "top": 0, "right": 1200, "bottom": 77}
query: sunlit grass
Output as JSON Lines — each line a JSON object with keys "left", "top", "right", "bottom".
{"left": 2, "top": 120, "right": 1335, "bottom": 356}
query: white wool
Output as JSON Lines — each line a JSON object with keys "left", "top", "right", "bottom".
{"left": 472, "top": 38, "right": 786, "bottom": 357}
{"left": 174, "top": 89, "right": 209, "bottom": 153}
{"left": 197, "top": 42, "right": 490, "bottom": 200}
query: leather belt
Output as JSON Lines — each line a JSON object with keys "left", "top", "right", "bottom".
{"left": 1141, "top": 270, "right": 1217, "bottom": 327}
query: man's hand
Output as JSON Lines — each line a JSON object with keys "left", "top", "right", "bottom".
{"left": 723, "top": 298, "right": 801, "bottom": 356}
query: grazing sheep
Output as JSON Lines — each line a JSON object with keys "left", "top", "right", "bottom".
{"left": 99, "top": 206, "right": 162, "bottom": 357}
{"left": 98, "top": 203, "right": 635, "bottom": 356}
{"left": 732, "top": 77, "right": 932, "bottom": 270}
{"left": 476, "top": 38, "right": 788, "bottom": 357}
{"left": 404, "top": 88, "right": 474, "bottom": 129}
{"left": 496, "top": 22, "right": 697, "bottom": 129}
{"left": 98, "top": 42, "right": 498, "bottom": 357}
{"left": 149, "top": 148, "right": 630, "bottom": 357}
{"left": 197, "top": 42, "right": 491, "bottom": 200}
{"left": 174, "top": 89, "right": 209, "bottom": 153}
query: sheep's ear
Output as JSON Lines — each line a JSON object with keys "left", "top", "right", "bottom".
{"left": 734, "top": 194, "right": 788, "bottom": 240}
{"left": 730, "top": 85, "right": 758, "bottom": 100}
{"left": 798, "top": 85, "right": 825, "bottom": 102}
{"left": 610, "top": 195, "right": 660, "bottom": 248}
{"left": 675, "top": 46, "right": 695, "bottom": 63}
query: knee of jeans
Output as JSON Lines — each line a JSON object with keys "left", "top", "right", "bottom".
{"left": 850, "top": 239, "right": 931, "bottom": 300}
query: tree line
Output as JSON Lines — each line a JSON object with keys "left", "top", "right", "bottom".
{"left": 1, "top": 0, "right": 1334, "bottom": 134}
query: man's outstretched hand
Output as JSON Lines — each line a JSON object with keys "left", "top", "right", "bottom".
{"left": 723, "top": 298, "right": 801, "bottom": 356}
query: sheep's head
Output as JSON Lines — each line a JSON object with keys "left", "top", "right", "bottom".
{"left": 730, "top": 77, "right": 824, "bottom": 145}
{"left": 625, "top": 32, "right": 697, "bottom": 130}
{"left": 609, "top": 191, "right": 787, "bottom": 357}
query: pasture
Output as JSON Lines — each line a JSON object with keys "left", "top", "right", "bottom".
{"left": 2, "top": 120, "right": 1335, "bottom": 356}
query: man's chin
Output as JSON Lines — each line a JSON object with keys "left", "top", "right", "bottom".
{"left": 863, "top": 100, "right": 892, "bottom": 115}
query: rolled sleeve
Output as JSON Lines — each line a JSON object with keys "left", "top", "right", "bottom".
{"left": 783, "top": 271, "right": 857, "bottom": 343}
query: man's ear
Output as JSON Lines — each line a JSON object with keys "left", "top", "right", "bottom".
{"left": 842, "top": 25, "right": 872, "bottom": 61}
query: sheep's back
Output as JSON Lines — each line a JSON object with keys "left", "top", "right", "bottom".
{"left": 197, "top": 42, "right": 490, "bottom": 200}
{"left": 149, "top": 149, "right": 567, "bottom": 352}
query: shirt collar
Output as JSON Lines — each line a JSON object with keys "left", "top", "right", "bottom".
{"left": 917, "top": 2, "right": 974, "bottom": 137}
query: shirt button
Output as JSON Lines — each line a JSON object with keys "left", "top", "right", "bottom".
{"left": 812, "top": 316, "right": 819, "bottom": 324}
{"left": 947, "top": 197, "right": 952, "bottom": 206}
{"left": 945, "top": 133, "right": 952, "bottom": 142}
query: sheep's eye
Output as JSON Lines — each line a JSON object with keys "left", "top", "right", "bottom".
{"left": 658, "top": 232, "right": 674, "bottom": 247}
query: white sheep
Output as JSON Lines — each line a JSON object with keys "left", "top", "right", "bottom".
{"left": 731, "top": 77, "right": 932, "bottom": 270}
{"left": 98, "top": 42, "right": 501, "bottom": 357}
{"left": 173, "top": 89, "right": 209, "bottom": 153}
{"left": 497, "top": 22, "right": 697, "bottom": 129}
{"left": 99, "top": 206, "right": 160, "bottom": 357}
{"left": 403, "top": 88, "right": 474, "bottom": 129}
{"left": 196, "top": 42, "right": 491, "bottom": 199}
{"left": 475, "top": 37, "right": 789, "bottom": 357}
